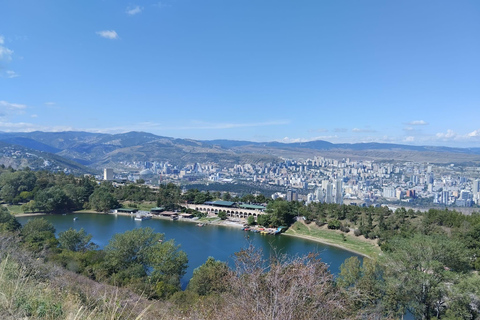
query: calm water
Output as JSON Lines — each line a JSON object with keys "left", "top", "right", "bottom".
{"left": 17, "top": 213, "right": 361, "bottom": 288}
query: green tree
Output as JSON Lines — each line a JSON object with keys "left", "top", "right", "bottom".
{"left": 89, "top": 187, "right": 119, "bottom": 212}
{"left": 0, "top": 207, "right": 21, "bottom": 232}
{"left": 222, "top": 192, "right": 232, "bottom": 201}
{"left": 337, "top": 256, "right": 361, "bottom": 288}
{"left": 21, "top": 218, "right": 58, "bottom": 252}
{"left": 104, "top": 228, "right": 187, "bottom": 298}
{"left": 247, "top": 215, "right": 256, "bottom": 225}
{"left": 34, "top": 186, "right": 72, "bottom": 213}
{"left": 149, "top": 239, "right": 188, "bottom": 298}
{"left": 58, "top": 228, "right": 96, "bottom": 252}
{"left": 257, "top": 214, "right": 271, "bottom": 227}
{"left": 241, "top": 194, "right": 256, "bottom": 203}
{"left": 265, "top": 199, "right": 295, "bottom": 227}
{"left": 218, "top": 210, "right": 227, "bottom": 220}
{"left": 381, "top": 234, "right": 471, "bottom": 319}
{"left": 187, "top": 257, "right": 230, "bottom": 296}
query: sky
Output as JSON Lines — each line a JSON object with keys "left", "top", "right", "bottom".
{"left": 1, "top": 0, "right": 480, "bottom": 147}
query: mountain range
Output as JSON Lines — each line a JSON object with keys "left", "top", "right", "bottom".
{"left": 1, "top": 131, "right": 480, "bottom": 174}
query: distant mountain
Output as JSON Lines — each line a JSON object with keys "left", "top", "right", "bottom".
{"left": 0, "top": 140, "right": 96, "bottom": 174}
{"left": 205, "top": 139, "right": 480, "bottom": 155}
{"left": 0, "top": 131, "right": 280, "bottom": 170}
{"left": 1, "top": 131, "right": 480, "bottom": 172}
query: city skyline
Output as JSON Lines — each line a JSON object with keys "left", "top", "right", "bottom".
{"left": 1, "top": 0, "right": 480, "bottom": 147}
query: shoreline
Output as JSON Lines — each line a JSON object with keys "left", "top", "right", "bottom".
{"left": 14, "top": 211, "right": 372, "bottom": 257}
{"left": 282, "top": 232, "right": 371, "bottom": 258}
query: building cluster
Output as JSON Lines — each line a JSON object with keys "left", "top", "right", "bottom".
{"left": 103, "top": 156, "right": 480, "bottom": 207}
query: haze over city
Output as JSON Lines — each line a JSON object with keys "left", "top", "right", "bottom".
{"left": 1, "top": 0, "right": 479, "bottom": 147}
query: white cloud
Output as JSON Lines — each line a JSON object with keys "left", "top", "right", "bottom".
{"left": 5, "top": 70, "right": 19, "bottom": 78}
{"left": 407, "top": 120, "right": 428, "bottom": 126}
{"left": 0, "top": 101, "right": 27, "bottom": 120}
{"left": 31, "top": 114, "right": 38, "bottom": 118}
{"left": 404, "top": 136, "right": 415, "bottom": 142}
{"left": 436, "top": 129, "right": 457, "bottom": 139}
{"left": 352, "top": 128, "right": 376, "bottom": 133}
{"left": 154, "top": 2, "right": 172, "bottom": 9}
{"left": 96, "top": 30, "right": 119, "bottom": 40}
{"left": 467, "top": 129, "right": 480, "bottom": 137}
{"left": 126, "top": 6, "right": 143, "bottom": 15}
{"left": 0, "top": 121, "right": 73, "bottom": 132}
{"left": 280, "top": 136, "right": 338, "bottom": 143}
{"left": 0, "top": 100, "right": 27, "bottom": 110}
{"left": 0, "top": 35, "right": 14, "bottom": 61}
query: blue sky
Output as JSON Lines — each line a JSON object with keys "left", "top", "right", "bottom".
{"left": 1, "top": 0, "right": 479, "bottom": 147}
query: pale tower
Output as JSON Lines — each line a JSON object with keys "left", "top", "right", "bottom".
{"left": 104, "top": 168, "right": 114, "bottom": 181}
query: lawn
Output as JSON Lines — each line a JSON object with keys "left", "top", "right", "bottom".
{"left": 285, "top": 221, "right": 381, "bottom": 258}
{"left": 5, "top": 204, "right": 24, "bottom": 215}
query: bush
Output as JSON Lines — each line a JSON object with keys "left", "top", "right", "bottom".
{"left": 353, "top": 229, "right": 362, "bottom": 237}
{"left": 327, "top": 220, "right": 341, "bottom": 230}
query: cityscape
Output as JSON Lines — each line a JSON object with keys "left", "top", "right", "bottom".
{"left": 104, "top": 155, "right": 480, "bottom": 209}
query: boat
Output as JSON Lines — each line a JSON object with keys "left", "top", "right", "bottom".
{"left": 73, "top": 217, "right": 78, "bottom": 221}
{"left": 243, "top": 227, "right": 250, "bottom": 231}
{"left": 134, "top": 215, "right": 152, "bottom": 221}
{"left": 197, "top": 223, "right": 205, "bottom": 227}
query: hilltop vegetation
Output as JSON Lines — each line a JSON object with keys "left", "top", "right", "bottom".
{"left": 2, "top": 168, "right": 480, "bottom": 318}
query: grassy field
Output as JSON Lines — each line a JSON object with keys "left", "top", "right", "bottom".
{"left": 4, "top": 204, "right": 23, "bottom": 215}
{"left": 285, "top": 221, "right": 381, "bottom": 258}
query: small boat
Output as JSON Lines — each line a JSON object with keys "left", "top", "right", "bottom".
{"left": 73, "top": 217, "right": 78, "bottom": 221}
{"left": 197, "top": 223, "right": 205, "bottom": 227}
{"left": 134, "top": 215, "right": 152, "bottom": 221}
{"left": 243, "top": 227, "right": 250, "bottom": 231}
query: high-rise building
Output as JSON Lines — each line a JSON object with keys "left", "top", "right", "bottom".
{"left": 315, "top": 187, "right": 324, "bottom": 203}
{"left": 473, "top": 179, "right": 480, "bottom": 194}
{"left": 286, "top": 189, "right": 298, "bottom": 202}
{"left": 104, "top": 168, "right": 113, "bottom": 181}
{"left": 442, "top": 190, "right": 450, "bottom": 204}
{"left": 325, "top": 182, "right": 333, "bottom": 204}
{"left": 335, "top": 179, "right": 343, "bottom": 204}
{"left": 383, "top": 186, "right": 396, "bottom": 198}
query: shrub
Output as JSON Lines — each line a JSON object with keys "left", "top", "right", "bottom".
{"left": 327, "top": 220, "right": 341, "bottom": 230}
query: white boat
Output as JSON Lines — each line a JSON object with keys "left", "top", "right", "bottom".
{"left": 134, "top": 215, "right": 152, "bottom": 221}
{"left": 73, "top": 217, "right": 78, "bottom": 221}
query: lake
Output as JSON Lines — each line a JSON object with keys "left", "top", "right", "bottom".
{"left": 17, "top": 213, "right": 362, "bottom": 288}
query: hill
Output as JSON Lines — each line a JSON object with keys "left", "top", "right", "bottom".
{"left": 1, "top": 131, "right": 480, "bottom": 173}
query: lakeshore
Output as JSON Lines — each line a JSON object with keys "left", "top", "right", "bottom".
{"left": 284, "top": 221, "right": 380, "bottom": 258}
{"left": 13, "top": 209, "right": 377, "bottom": 258}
